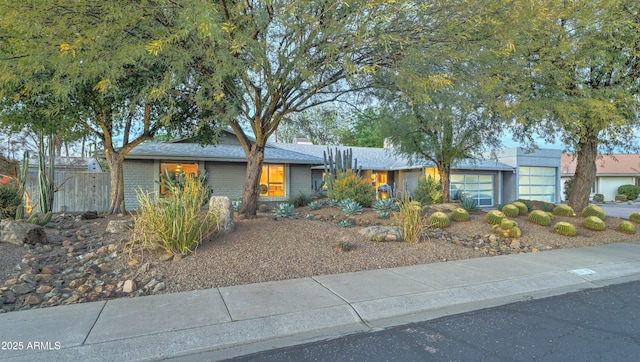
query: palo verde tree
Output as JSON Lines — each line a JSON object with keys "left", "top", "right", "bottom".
{"left": 504, "top": 0, "right": 640, "bottom": 212}
{"left": 146, "top": 0, "right": 422, "bottom": 216}
{"left": 0, "top": 1, "right": 198, "bottom": 213}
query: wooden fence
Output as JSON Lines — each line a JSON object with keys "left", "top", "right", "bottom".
{"left": 24, "top": 171, "right": 111, "bottom": 212}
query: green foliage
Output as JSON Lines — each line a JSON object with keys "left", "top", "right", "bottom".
{"left": 485, "top": 210, "right": 506, "bottom": 225}
{"left": 618, "top": 221, "right": 635, "bottom": 234}
{"left": 554, "top": 222, "right": 577, "bottom": 237}
{"left": 553, "top": 205, "right": 576, "bottom": 217}
{"left": 563, "top": 178, "right": 574, "bottom": 202}
{"left": 528, "top": 210, "right": 551, "bottom": 226}
{"left": 394, "top": 195, "right": 427, "bottom": 242}
{"left": 460, "top": 197, "right": 479, "bottom": 212}
{"left": 501, "top": 204, "right": 520, "bottom": 218}
{"left": 337, "top": 241, "right": 353, "bottom": 252}
{"left": 0, "top": 185, "right": 22, "bottom": 219}
{"left": 491, "top": 220, "right": 521, "bottom": 238}
{"left": 414, "top": 176, "right": 442, "bottom": 205}
{"left": 428, "top": 212, "right": 450, "bottom": 228}
{"left": 329, "top": 171, "right": 374, "bottom": 207}
{"left": 615, "top": 194, "right": 628, "bottom": 202}
{"left": 512, "top": 201, "right": 529, "bottom": 216}
{"left": 290, "top": 190, "right": 312, "bottom": 207}
{"left": 451, "top": 208, "right": 469, "bottom": 222}
{"left": 376, "top": 210, "right": 391, "bottom": 219}
{"left": 629, "top": 212, "right": 640, "bottom": 224}
{"left": 306, "top": 201, "right": 323, "bottom": 210}
{"left": 258, "top": 203, "right": 271, "bottom": 213}
{"left": 324, "top": 199, "right": 339, "bottom": 208}
{"left": 593, "top": 194, "right": 604, "bottom": 203}
{"left": 232, "top": 200, "right": 242, "bottom": 212}
{"left": 515, "top": 200, "right": 532, "bottom": 213}
{"left": 274, "top": 204, "right": 296, "bottom": 219}
{"left": 37, "top": 133, "right": 56, "bottom": 213}
{"left": 304, "top": 213, "right": 315, "bottom": 220}
{"left": 130, "top": 174, "right": 220, "bottom": 255}
{"left": 500, "top": 219, "right": 518, "bottom": 230}
{"left": 581, "top": 205, "right": 605, "bottom": 220}
{"left": 617, "top": 185, "right": 640, "bottom": 201}
{"left": 26, "top": 212, "right": 53, "bottom": 226}
{"left": 583, "top": 216, "right": 605, "bottom": 231}
{"left": 372, "top": 198, "right": 399, "bottom": 212}
{"left": 542, "top": 203, "right": 554, "bottom": 212}
{"left": 339, "top": 199, "right": 364, "bottom": 217}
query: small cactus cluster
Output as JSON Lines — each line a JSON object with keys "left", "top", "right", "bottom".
{"left": 618, "top": 221, "right": 635, "bottom": 234}
{"left": 429, "top": 212, "right": 450, "bottom": 228}
{"left": 582, "top": 204, "right": 605, "bottom": 219}
{"left": 583, "top": 216, "right": 605, "bottom": 231}
{"left": 306, "top": 201, "right": 323, "bottom": 210}
{"left": 485, "top": 210, "right": 506, "bottom": 225}
{"left": 553, "top": 204, "right": 576, "bottom": 217}
{"left": 491, "top": 218, "right": 522, "bottom": 238}
{"left": 553, "top": 222, "right": 576, "bottom": 236}
{"left": 528, "top": 210, "right": 551, "bottom": 226}
{"left": 339, "top": 199, "right": 363, "bottom": 216}
{"left": 451, "top": 208, "right": 469, "bottom": 222}
{"left": 25, "top": 212, "right": 53, "bottom": 226}
{"left": 501, "top": 204, "right": 520, "bottom": 217}
{"left": 274, "top": 203, "right": 296, "bottom": 218}
{"left": 372, "top": 198, "right": 399, "bottom": 212}
{"left": 512, "top": 201, "right": 529, "bottom": 216}
{"left": 629, "top": 212, "right": 640, "bottom": 224}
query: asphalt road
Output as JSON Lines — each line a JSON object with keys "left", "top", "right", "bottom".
{"left": 230, "top": 280, "right": 640, "bottom": 361}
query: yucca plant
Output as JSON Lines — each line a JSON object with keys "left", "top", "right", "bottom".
{"left": 583, "top": 216, "right": 605, "bottom": 231}
{"left": 528, "top": 210, "right": 551, "bottom": 226}
{"left": 451, "top": 207, "right": 469, "bottom": 222}
{"left": 553, "top": 204, "right": 575, "bottom": 217}
{"left": 582, "top": 204, "right": 605, "bottom": 219}
{"left": 274, "top": 203, "right": 296, "bottom": 218}
{"left": 372, "top": 198, "right": 399, "bottom": 212}
{"left": 485, "top": 210, "right": 506, "bottom": 225}
{"left": 554, "top": 222, "right": 576, "bottom": 236}
{"left": 618, "top": 221, "right": 635, "bottom": 234}
{"left": 501, "top": 204, "right": 520, "bottom": 217}
{"left": 428, "top": 212, "right": 450, "bottom": 228}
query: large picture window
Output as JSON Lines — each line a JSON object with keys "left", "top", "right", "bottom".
{"left": 450, "top": 174, "right": 494, "bottom": 206}
{"left": 159, "top": 162, "right": 198, "bottom": 196}
{"left": 260, "top": 164, "right": 285, "bottom": 197}
{"left": 518, "top": 166, "right": 556, "bottom": 202}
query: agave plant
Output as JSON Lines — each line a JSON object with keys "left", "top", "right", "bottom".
{"left": 304, "top": 214, "right": 315, "bottom": 220}
{"left": 338, "top": 219, "right": 353, "bottom": 228}
{"left": 232, "top": 200, "right": 242, "bottom": 212}
{"left": 460, "top": 197, "right": 479, "bottom": 212}
{"left": 376, "top": 210, "right": 391, "bottom": 219}
{"left": 372, "top": 198, "right": 399, "bottom": 212}
{"left": 274, "top": 203, "right": 296, "bottom": 219}
{"left": 340, "top": 199, "right": 363, "bottom": 216}
{"left": 306, "top": 201, "right": 323, "bottom": 210}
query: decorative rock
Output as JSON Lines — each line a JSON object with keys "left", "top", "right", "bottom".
{"left": 81, "top": 211, "right": 98, "bottom": 220}
{"left": 11, "top": 283, "right": 35, "bottom": 295}
{"left": 36, "top": 285, "right": 53, "bottom": 294}
{"left": 122, "top": 279, "right": 136, "bottom": 293}
{"left": 159, "top": 254, "right": 173, "bottom": 262}
{"left": 359, "top": 226, "right": 404, "bottom": 242}
{"left": 0, "top": 220, "right": 48, "bottom": 246}
{"left": 209, "top": 196, "right": 235, "bottom": 234}
{"left": 24, "top": 294, "right": 42, "bottom": 305}
{"left": 106, "top": 220, "right": 134, "bottom": 233}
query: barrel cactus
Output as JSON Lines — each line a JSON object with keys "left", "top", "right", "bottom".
{"left": 451, "top": 208, "right": 469, "bottom": 222}
{"left": 485, "top": 210, "right": 506, "bottom": 225}
{"left": 581, "top": 204, "right": 605, "bottom": 219}
{"left": 492, "top": 220, "right": 521, "bottom": 238}
{"left": 554, "top": 222, "right": 576, "bottom": 236}
{"left": 629, "top": 212, "right": 640, "bottom": 224}
{"left": 500, "top": 219, "right": 518, "bottom": 230}
{"left": 583, "top": 216, "right": 605, "bottom": 231}
{"left": 429, "top": 212, "right": 450, "bottom": 228}
{"left": 501, "top": 204, "right": 520, "bottom": 217}
{"left": 512, "top": 201, "right": 529, "bottom": 216}
{"left": 553, "top": 205, "right": 575, "bottom": 217}
{"left": 528, "top": 210, "right": 551, "bottom": 226}
{"left": 619, "top": 221, "right": 635, "bottom": 234}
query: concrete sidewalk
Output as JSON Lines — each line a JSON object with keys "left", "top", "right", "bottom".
{"left": 2, "top": 242, "right": 640, "bottom": 361}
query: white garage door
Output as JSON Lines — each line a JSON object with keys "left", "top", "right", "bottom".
{"left": 450, "top": 174, "right": 494, "bottom": 207}
{"left": 518, "top": 166, "right": 556, "bottom": 203}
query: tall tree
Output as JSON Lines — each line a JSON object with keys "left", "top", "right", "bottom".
{"left": 505, "top": 0, "right": 640, "bottom": 211}
{"left": 336, "top": 108, "right": 386, "bottom": 148}
{"left": 147, "top": 0, "right": 420, "bottom": 216}
{"left": 277, "top": 105, "right": 344, "bottom": 145}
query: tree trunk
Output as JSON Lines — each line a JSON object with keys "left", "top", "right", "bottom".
{"left": 105, "top": 150, "right": 126, "bottom": 214}
{"left": 437, "top": 163, "right": 451, "bottom": 203}
{"left": 568, "top": 137, "right": 598, "bottom": 213}
{"left": 239, "top": 144, "right": 265, "bottom": 217}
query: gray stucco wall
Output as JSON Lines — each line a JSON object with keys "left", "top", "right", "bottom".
{"left": 123, "top": 159, "right": 156, "bottom": 211}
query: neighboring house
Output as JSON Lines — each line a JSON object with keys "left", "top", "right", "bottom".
{"left": 561, "top": 154, "right": 640, "bottom": 201}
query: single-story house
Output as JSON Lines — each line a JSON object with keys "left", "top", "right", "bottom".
{"left": 561, "top": 154, "right": 640, "bottom": 201}
{"left": 123, "top": 131, "right": 563, "bottom": 210}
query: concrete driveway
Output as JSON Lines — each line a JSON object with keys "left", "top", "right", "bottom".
{"left": 600, "top": 202, "right": 640, "bottom": 219}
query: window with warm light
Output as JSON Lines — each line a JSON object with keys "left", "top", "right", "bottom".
{"left": 159, "top": 162, "right": 199, "bottom": 196}
{"left": 259, "top": 164, "right": 285, "bottom": 197}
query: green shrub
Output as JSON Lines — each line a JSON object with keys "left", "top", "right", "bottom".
{"left": 553, "top": 204, "right": 576, "bottom": 217}
{"left": 501, "top": 204, "right": 520, "bottom": 217}
{"left": 615, "top": 194, "right": 628, "bottom": 202}
{"left": 428, "top": 212, "right": 450, "bottom": 228}
{"left": 414, "top": 175, "right": 442, "bottom": 205}
{"left": 583, "top": 216, "right": 605, "bottom": 231}
{"left": 394, "top": 194, "right": 428, "bottom": 242}
{"left": 451, "top": 208, "right": 469, "bottom": 222}
{"left": 290, "top": 190, "right": 312, "bottom": 207}
{"left": 512, "top": 201, "right": 529, "bottom": 216}
{"left": 274, "top": 203, "right": 296, "bottom": 218}
{"left": 372, "top": 198, "right": 399, "bottom": 212}
{"left": 617, "top": 184, "right": 640, "bottom": 201}
{"left": 593, "top": 194, "right": 604, "bottom": 203}
{"left": 0, "top": 185, "right": 22, "bottom": 219}
{"left": 630, "top": 212, "right": 640, "bottom": 224}
{"left": 582, "top": 204, "right": 605, "bottom": 219}
{"left": 554, "top": 222, "right": 576, "bottom": 236}
{"left": 485, "top": 210, "right": 506, "bottom": 225}
{"left": 329, "top": 171, "right": 374, "bottom": 207}
{"left": 618, "top": 221, "right": 635, "bottom": 234}
{"left": 528, "top": 210, "right": 551, "bottom": 226}
{"left": 130, "top": 174, "right": 220, "bottom": 255}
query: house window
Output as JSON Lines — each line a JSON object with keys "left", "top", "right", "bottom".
{"left": 450, "top": 174, "right": 494, "bottom": 206}
{"left": 518, "top": 166, "right": 556, "bottom": 202}
{"left": 159, "top": 162, "right": 199, "bottom": 196}
{"left": 260, "top": 164, "right": 285, "bottom": 197}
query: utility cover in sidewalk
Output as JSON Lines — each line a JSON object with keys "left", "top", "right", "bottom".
{"left": 569, "top": 268, "right": 597, "bottom": 276}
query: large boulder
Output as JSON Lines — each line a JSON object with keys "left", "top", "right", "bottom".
{"left": 209, "top": 196, "right": 234, "bottom": 234}
{"left": 359, "top": 225, "right": 403, "bottom": 242}
{"left": 0, "top": 219, "right": 48, "bottom": 246}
